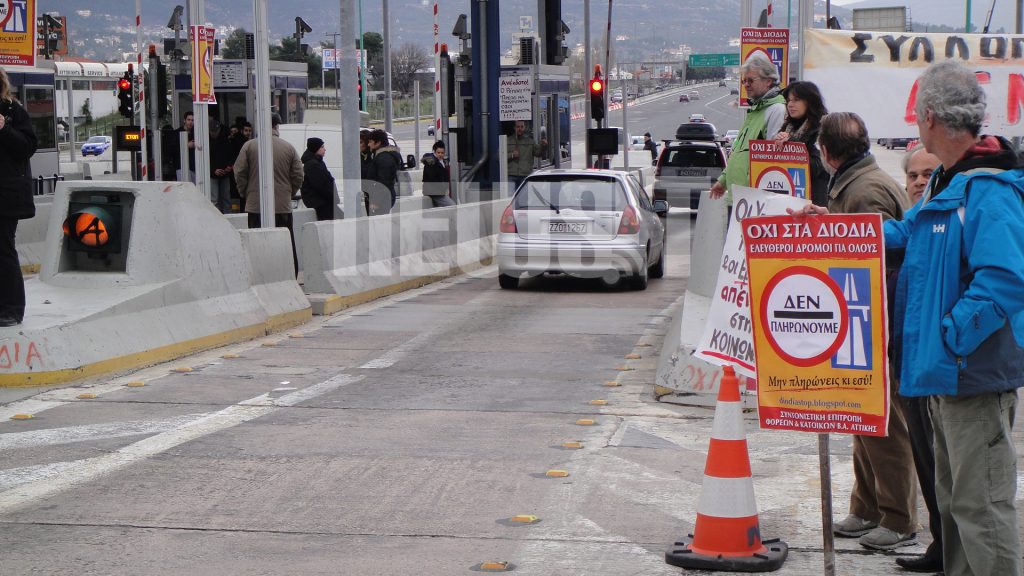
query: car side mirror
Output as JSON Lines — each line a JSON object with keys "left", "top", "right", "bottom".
{"left": 653, "top": 199, "right": 669, "bottom": 216}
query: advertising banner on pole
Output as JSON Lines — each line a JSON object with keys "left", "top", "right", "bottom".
{"left": 692, "top": 186, "right": 808, "bottom": 378}
{"left": 749, "top": 140, "right": 810, "bottom": 200}
{"left": 804, "top": 28, "right": 1024, "bottom": 137}
{"left": 191, "top": 25, "right": 216, "bottom": 104}
{"left": 743, "top": 213, "right": 890, "bottom": 437}
{"left": 740, "top": 27, "right": 789, "bottom": 107}
{"left": 0, "top": 0, "right": 37, "bottom": 67}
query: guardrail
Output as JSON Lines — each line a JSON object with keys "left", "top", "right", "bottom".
{"left": 34, "top": 174, "right": 64, "bottom": 196}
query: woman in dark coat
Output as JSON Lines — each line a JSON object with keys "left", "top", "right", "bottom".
{"left": 0, "top": 68, "right": 37, "bottom": 327}
{"left": 300, "top": 137, "right": 337, "bottom": 221}
{"left": 774, "top": 81, "right": 830, "bottom": 207}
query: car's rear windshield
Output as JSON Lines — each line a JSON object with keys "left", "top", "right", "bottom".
{"left": 662, "top": 147, "right": 723, "bottom": 168}
{"left": 86, "top": 136, "right": 106, "bottom": 143}
{"left": 514, "top": 176, "right": 627, "bottom": 211}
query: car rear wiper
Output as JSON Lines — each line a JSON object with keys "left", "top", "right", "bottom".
{"left": 532, "top": 188, "right": 560, "bottom": 214}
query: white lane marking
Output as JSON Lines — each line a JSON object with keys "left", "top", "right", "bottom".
{"left": 0, "top": 461, "right": 86, "bottom": 492}
{"left": 359, "top": 329, "right": 440, "bottom": 369}
{"left": 0, "top": 373, "right": 362, "bottom": 514}
{"left": 0, "top": 413, "right": 209, "bottom": 450}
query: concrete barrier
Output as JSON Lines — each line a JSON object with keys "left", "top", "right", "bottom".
{"left": 16, "top": 196, "right": 53, "bottom": 274}
{"left": 302, "top": 199, "right": 504, "bottom": 314}
{"left": 0, "top": 180, "right": 310, "bottom": 387}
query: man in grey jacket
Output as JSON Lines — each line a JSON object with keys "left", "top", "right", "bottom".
{"left": 507, "top": 120, "right": 548, "bottom": 191}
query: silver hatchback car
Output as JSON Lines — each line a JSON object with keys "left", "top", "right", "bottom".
{"left": 496, "top": 169, "right": 668, "bottom": 290}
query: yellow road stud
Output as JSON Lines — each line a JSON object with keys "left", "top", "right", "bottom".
{"left": 510, "top": 515, "right": 538, "bottom": 524}
{"left": 615, "top": 365, "right": 634, "bottom": 371}
{"left": 625, "top": 353, "right": 641, "bottom": 359}
{"left": 221, "top": 353, "right": 239, "bottom": 359}
{"left": 545, "top": 470, "right": 569, "bottom": 478}
{"left": 562, "top": 441, "right": 583, "bottom": 449}
{"left": 288, "top": 333, "right": 304, "bottom": 338}
{"left": 171, "top": 367, "right": 192, "bottom": 373}
{"left": 262, "top": 341, "right": 278, "bottom": 347}
{"left": 10, "top": 414, "right": 33, "bottom": 420}
{"left": 125, "top": 381, "right": 145, "bottom": 387}
{"left": 76, "top": 393, "right": 97, "bottom": 399}
{"left": 589, "top": 399, "right": 607, "bottom": 405}
{"left": 575, "top": 418, "right": 595, "bottom": 426}
{"left": 603, "top": 381, "right": 621, "bottom": 387}
{"left": 479, "top": 561, "right": 509, "bottom": 571}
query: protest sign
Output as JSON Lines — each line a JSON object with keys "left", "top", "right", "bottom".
{"left": 749, "top": 140, "right": 810, "bottom": 200}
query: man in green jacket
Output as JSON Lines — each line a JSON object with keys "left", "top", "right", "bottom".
{"left": 507, "top": 120, "right": 548, "bottom": 191}
{"left": 710, "top": 53, "right": 786, "bottom": 204}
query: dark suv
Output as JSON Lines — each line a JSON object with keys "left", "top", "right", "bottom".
{"left": 652, "top": 140, "right": 727, "bottom": 216}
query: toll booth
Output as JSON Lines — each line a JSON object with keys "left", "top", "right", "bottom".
{"left": 171, "top": 59, "right": 308, "bottom": 130}
{"left": 452, "top": 63, "right": 571, "bottom": 181}
{"left": 5, "top": 66, "right": 59, "bottom": 184}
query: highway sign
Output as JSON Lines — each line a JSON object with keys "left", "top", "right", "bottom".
{"left": 688, "top": 53, "right": 740, "bottom": 68}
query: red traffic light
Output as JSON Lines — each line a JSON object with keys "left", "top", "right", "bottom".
{"left": 590, "top": 79, "right": 603, "bottom": 93}
{"left": 118, "top": 78, "right": 131, "bottom": 91}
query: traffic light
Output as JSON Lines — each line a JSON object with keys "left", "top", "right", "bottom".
{"left": 117, "top": 71, "right": 133, "bottom": 118}
{"left": 590, "top": 74, "right": 605, "bottom": 121}
{"left": 358, "top": 73, "right": 364, "bottom": 111}
{"left": 63, "top": 201, "right": 124, "bottom": 254}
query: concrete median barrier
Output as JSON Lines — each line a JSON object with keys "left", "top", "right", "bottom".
{"left": 302, "top": 200, "right": 505, "bottom": 314}
{"left": 0, "top": 180, "right": 310, "bottom": 387}
{"left": 16, "top": 196, "right": 53, "bottom": 274}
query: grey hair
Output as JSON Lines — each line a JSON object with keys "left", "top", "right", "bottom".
{"left": 915, "top": 60, "right": 986, "bottom": 136}
{"left": 740, "top": 53, "right": 779, "bottom": 85}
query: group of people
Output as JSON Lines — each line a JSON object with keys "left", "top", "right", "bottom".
{"left": 713, "top": 53, "right": 1024, "bottom": 576}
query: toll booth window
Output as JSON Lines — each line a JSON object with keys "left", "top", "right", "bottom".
{"left": 24, "top": 86, "right": 56, "bottom": 150}
{"left": 287, "top": 92, "right": 307, "bottom": 124}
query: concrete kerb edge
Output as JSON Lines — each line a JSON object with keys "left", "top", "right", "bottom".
{"left": 307, "top": 256, "right": 495, "bottom": 316}
{"left": 0, "top": 313, "right": 293, "bottom": 388}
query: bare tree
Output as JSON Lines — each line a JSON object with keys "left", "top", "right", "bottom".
{"left": 390, "top": 43, "right": 431, "bottom": 96}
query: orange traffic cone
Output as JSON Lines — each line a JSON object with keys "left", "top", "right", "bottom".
{"left": 665, "top": 365, "right": 788, "bottom": 572}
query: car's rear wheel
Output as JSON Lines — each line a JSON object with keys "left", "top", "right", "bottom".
{"left": 649, "top": 243, "right": 666, "bottom": 279}
{"left": 498, "top": 273, "right": 519, "bottom": 290}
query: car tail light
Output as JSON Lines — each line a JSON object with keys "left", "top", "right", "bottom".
{"left": 499, "top": 203, "right": 517, "bottom": 233}
{"left": 618, "top": 206, "right": 640, "bottom": 235}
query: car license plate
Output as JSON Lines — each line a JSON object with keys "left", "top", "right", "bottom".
{"left": 548, "top": 221, "right": 587, "bottom": 234}
{"left": 677, "top": 168, "right": 707, "bottom": 177}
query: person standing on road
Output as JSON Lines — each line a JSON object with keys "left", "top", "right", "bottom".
{"left": 300, "top": 137, "right": 338, "bottom": 221}
{"left": 368, "top": 129, "right": 402, "bottom": 213}
{"left": 709, "top": 53, "right": 786, "bottom": 204}
{"left": 817, "top": 111, "right": 918, "bottom": 552}
{"left": 173, "top": 111, "right": 196, "bottom": 183}
{"left": 0, "top": 68, "right": 38, "bottom": 328}
{"left": 207, "top": 119, "right": 234, "bottom": 214}
{"left": 507, "top": 120, "right": 548, "bottom": 191}
{"left": 890, "top": 141, "right": 945, "bottom": 575}
{"left": 773, "top": 80, "right": 830, "bottom": 207}
{"left": 421, "top": 140, "right": 455, "bottom": 208}
{"left": 902, "top": 144, "right": 941, "bottom": 206}
{"left": 643, "top": 132, "right": 658, "bottom": 163}
{"left": 234, "top": 113, "right": 304, "bottom": 274}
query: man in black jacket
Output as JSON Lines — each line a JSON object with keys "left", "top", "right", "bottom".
{"left": 368, "top": 129, "right": 402, "bottom": 213}
{"left": 0, "top": 68, "right": 38, "bottom": 327}
{"left": 421, "top": 140, "right": 454, "bottom": 208}
{"left": 300, "top": 137, "right": 338, "bottom": 221}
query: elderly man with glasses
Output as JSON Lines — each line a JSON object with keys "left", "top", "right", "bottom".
{"left": 709, "top": 53, "right": 786, "bottom": 205}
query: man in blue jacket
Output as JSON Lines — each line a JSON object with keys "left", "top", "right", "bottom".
{"left": 884, "top": 60, "right": 1024, "bottom": 576}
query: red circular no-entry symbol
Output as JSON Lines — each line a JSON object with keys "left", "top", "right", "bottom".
{"left": 759, "top": 266, "right": 849, "bottom": 367}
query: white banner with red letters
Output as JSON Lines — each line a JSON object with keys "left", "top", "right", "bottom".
{"left": 803, "top": 28, "right": 1024, "bottom": 138}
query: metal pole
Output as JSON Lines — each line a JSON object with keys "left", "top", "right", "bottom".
{"left": 383, "top": 0, "right": 393, "bottom": 133}
{"left": 189, "top": 0, "right": 210, "bottom": 199}
{"left": 358, "top": 0, "right": 366, "bottom": 112}
{"left": 604, "top": 0, "right": 613, "bottom": 123}
{"left": 66, "top": 80, "right": 76, "bottom": 162}
{"left": 966, "top": 0, "right": 973, "bottom": 32}
{"left": 798, "top": 0, "right": 813, "bottom": 81}
{"left": 149, "top": 50, "right": 162, "bottom": 180}
{"left": 340, "top": 0, "right": 362, "bottom": 218}
{"left": 136, "top": 0, "right": 148, "bottom": 181}
{"left": 826, "top": 0, "right": 830, "bottom": 24}
{"left": 433, "top": 0, "right": 441, "bottom": 136}
{"left": 414, "top": 79, "right": 421, "bottom": 162}
{"left": 742, "top": 0, "right": 754, "bottom": 27}
{"left": 254, "top": 0, "right": 275, "bottom": 227}
{"left": 818, "top": 434, "right": 837, "bottom": 576}
{"left": 584, "top": 0, "right": 592, "bottom": 167}
{"left": 621, "top": 77, "right": 628, "bottom": 170}
{"left": 1018, "top": 0, "right": 1023, "bottom": 33}
{"left": 787, "top": 0, "right": 792, "bottom": 29}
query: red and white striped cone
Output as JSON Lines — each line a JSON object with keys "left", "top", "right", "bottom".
{"left": 665, "top": 365, "right": 788, "bottom": 572}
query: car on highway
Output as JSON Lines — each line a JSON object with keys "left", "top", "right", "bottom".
{"left": 719, "top": 80, "right": 727, "bottom": 87}
{"left": 652, "top": 140, "right": 727, "bottom": 216}
{"left": 688, "top": 113, "right": 706, "bottom": 123}
{"left": 676, "top": 122, "right": 718, "bottom": 142}
{"left": 878, "top": 137, "right": 914, "bottom": 150}
{"left": 611, "top": 93, "right": 623, "bottom": 103}
{"left": 496, "top": 169, "right": 668, "bottom": 290}
{"left": 730, "top": 87, "right": 740, "bottom": 95}
{"left": 725, "top": 129, "right": 740, "bottom": 146}
{"left": 80, "top": 135, "right": 111, "bottom": 156}
{"left": 688, "top": 91, "right": 700, "bottom": 100}
{"left": 678, "top": 93, "right": 690, "bottom": 103}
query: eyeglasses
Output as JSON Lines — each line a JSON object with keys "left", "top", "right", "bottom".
{"left": 741, "top": 77, "right": 762, "bottom": 85}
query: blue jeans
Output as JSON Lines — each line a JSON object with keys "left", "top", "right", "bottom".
{"left": 211, "top": 177, "right": 231, "bottom": 213}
